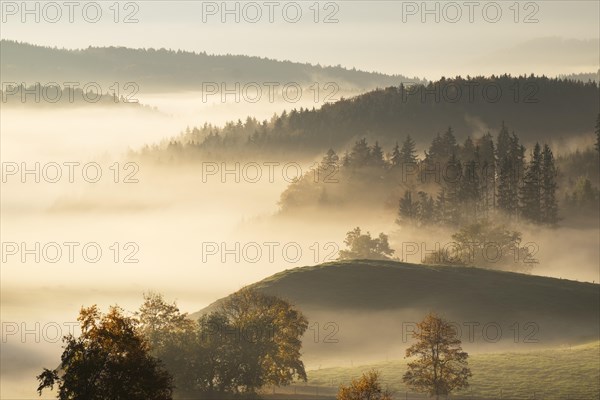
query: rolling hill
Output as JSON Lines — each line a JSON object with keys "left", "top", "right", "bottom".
{"left": 192, "top": 260, "right": 600, "bottom": 367}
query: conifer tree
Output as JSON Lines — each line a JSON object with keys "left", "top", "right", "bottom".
{"left": 435, "top": 188, "right": 448, "bottom": 224}
{"left": 400, "top": 134, "right": 418, "bottom": 164}
{"left": 391, "top": 142, "right": 402, "bottom": 167}
{"left": 496, "top": 126, "right": 524, "bottom": 218}
{"left": 425, "top": 133, "right": 445, "bottom": 164}
{"left": 461, "top": 159, "right": 481, "bottom": 222}
{"left": 520, "top": 143, "right": 542, "bottom": 223}
{"left": 596, "top": 113, "right": 600, "bottom": 153}
{"left": 461, "top": 136, "right": 476, "bottom": 162}
{"left": 443, "top": 154, "right": 462, "bottom": 225}
{"left": 350, "top": 138, "right": 371, "bottom": 167}
{"left": 541, "top": 144, "right": 559, "bottom": 225}
{"left": 397, "top": 191, "right": 419, "bottom": 224}
{"left": 478, "top": 133, "right": 496, "bottom": 216}
{"left": 441, "top": 126, "right": 458, "bottom": 156}
{"left": 342, "top": 150, "right": 351, "bottom": 167}
{"left": 496, "top": 122, "right": 511, "bottom": 160}
{"left": 370, "top": 141, "right": 386, "bottom": 167}
{"left": 416, "top": 191, "right": 435, "bottom": 225}
{"left": 321, "top": 148, "right": 339, "bottom": 168}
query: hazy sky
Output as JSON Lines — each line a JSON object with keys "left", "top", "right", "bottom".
{"left": 1, "top": 0, "right": 598, "bottom": 79}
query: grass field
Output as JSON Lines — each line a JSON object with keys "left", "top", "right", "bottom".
{"left": 300, "top": 341, "right": 600, "bottom": 400}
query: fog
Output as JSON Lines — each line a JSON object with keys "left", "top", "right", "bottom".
{"left": 1, "top": 89, "right": 360, "bottom": 161}
{"left": 0, "top": 101, "right": 353, "bottom": 398}
{"left": 136, "top": 87, "right": 369, "bottom": 126}
{"left": 2, "top": 97, "right": 599, "bottom": 399}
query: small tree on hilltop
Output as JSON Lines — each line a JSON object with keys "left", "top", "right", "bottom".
{"left": 403, "top": 312, "right": 471, "bottom": 400}
{"left": 423, "top": 220, "right": 537, "bottom": 273}
{"left": 338, "top": 227, "right": 395, "bottom": 260}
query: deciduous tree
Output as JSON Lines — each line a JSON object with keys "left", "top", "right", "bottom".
{"left": 37, "top": 306, "right": 173, "bottom": 400}
{"left": 337, "top": 370, "right": 392, "bottom": 400}
{"left": 338, "top": 227, "right": 395, "bottom": 260}
{"left": 403, "top": 313, "right": 471, "bottom": 400}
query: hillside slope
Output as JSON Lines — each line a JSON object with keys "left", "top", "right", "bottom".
{"left": 192, "top": 260, "right": 599, "bottom": 366}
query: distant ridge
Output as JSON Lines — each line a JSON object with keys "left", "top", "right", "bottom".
{"left": 0, "top": 40, "right": 423, "bottom": 92}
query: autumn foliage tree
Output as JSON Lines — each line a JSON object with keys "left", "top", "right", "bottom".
{"left": 337, "top": 370, "right": 392, "bottom": 400}
{"left": 37, "top": 305, "right": 173, "bottom": 400}
{"left": 136, "top": 293, "right": 199, "bottom": 395}
{"left": 137, "top": 289, "right": 308, "bottom": 397}
{"left": 214, "top": 288, "right": 309, "bottom": 393}
{"left": 403, "top": 312, "right": 471, "bottom": 399}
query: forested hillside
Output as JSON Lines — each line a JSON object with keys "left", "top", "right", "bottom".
{"left": 138, "top": 75, "right": 599, "bottom": 161}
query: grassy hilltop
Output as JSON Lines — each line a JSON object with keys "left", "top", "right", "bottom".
{"left": 194, "top": 260, "right": 598, "bottom": 339}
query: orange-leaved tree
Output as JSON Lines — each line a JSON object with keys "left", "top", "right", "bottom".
{"left": 403, "top": 312, "right": 471, "bottom": 399}
{"left": 337, "top": 370, "right": 392, "bottom": 400}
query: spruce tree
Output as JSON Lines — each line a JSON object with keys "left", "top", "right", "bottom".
{"left": 441, "top": 126, "right": 458, "bottom": 156}
{"left": 596, "top": 113, "right": 600, "bottom": 153}
{"left": 461, "top": 159, "right": 481, "bottom": 222}
{"left": 400, "top": 134, "right": 418, "bottom": 164}
{"left": 496, "top": 122, "right": 511, "bottom": 160}
{"left": 520, "top": 143, "right": 542, "bottom": 223}
{"left": 478, "top": 133, "right": 496, "bottom": 216}
{"left": 495, "top": 126, "right": 510, "bottom": 215}
{"left": 342, "top": 150, "right": 351, "bottom": 167}
{"left": 391, "top": 142, "right": 402, "bottom": 167}
{"left": 496, "top": 126, "right": 524, "bottom": 219}
{"left": 497, "top": 156, "right": 516, "bottom": 216}
{"left": 319, "top": 149, "right": 340, "bottom": 183}
{"left": 425, "top": 133, "right": 445, "bottom": 164}
{"left": 443, "top": 154, "right": 463, "bottom": 225}
{"left": 370, "top": 141, "right": 386, "bottom": 167}
{"left": 417, "top": 191, "right": 435, "bottom": 225}
{"left": 435, "top": 188, "right": 448, "bottom": 224}
{"left": 350, "top": 138, "right": 371, "bottom": 167}
{"left": 321, "top": 148, "right": 339, "bottom": 167}
{"left": 397, "top": 191, "right": 419, "bottom": 224}
{"left": 461, "top": 136, "right": 476, "bottom": 162}
{"left": 541, "top": 144, "right": 559, "bottom": 225}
